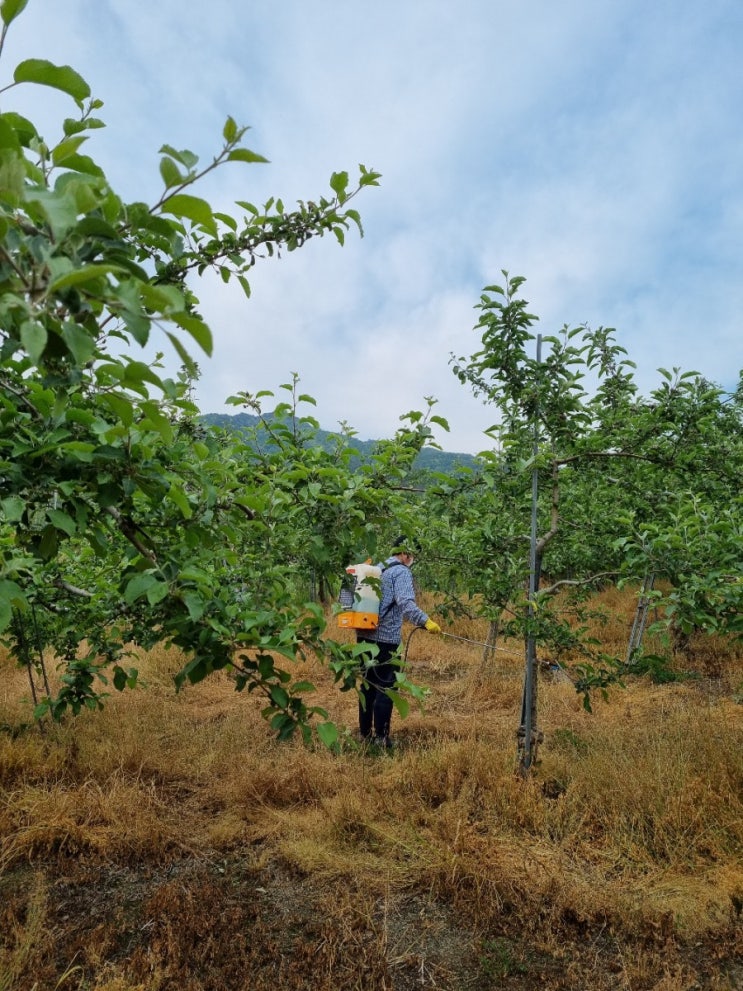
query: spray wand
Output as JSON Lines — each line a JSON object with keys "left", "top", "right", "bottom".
{"left": 424, "top": 630, "right": 574, "bottom": 684}
{"left": 438, "top": 631, "right": 522, "bottom": 656}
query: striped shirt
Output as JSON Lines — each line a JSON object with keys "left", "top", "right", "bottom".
{"left": 369, "top": 556, "right": 429, "bottom": 644}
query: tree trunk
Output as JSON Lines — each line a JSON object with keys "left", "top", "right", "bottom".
{"left": 480, "top": 618, "right": 500, "bottom": 669}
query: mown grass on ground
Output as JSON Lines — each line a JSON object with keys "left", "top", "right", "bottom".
{"left": 0, "top": 586, "right": 741, "bottom": 990}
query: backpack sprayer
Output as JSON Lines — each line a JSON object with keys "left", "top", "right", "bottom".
{"left": 336, "top": 559, "right": 405, "bottom": 631}
{"left": 336, "top": 561, "right": 381, "bottom": 630}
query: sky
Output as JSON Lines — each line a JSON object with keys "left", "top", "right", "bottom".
{"left": 4, "top": 0, "right": 742, "bottom": 453}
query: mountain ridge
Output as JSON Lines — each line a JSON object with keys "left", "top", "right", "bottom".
{"left": 199, "top": 411, "right": 478, "bottom": 472}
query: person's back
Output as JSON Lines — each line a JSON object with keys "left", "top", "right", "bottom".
{"left": 355, "top": 536, "right": 440, "bottom": 746}
{"left": 372, "top": 556, "right": 428, "bottom": 644}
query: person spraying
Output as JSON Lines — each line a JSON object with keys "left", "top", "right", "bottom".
{"left": 353, "top": 535, "right": 441, "bottom": 748}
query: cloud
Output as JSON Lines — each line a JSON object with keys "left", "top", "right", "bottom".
{"left": 4, "top": 0, "right": 742, "bottom": 451}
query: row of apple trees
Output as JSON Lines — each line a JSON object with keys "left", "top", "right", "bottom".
{"left": 413, "top": 274, "right": 743, "bottom": 701}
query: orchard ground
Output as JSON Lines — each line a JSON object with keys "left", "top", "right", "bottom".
{"left": 0, "top": 585, "right": 741, "bottom": 991}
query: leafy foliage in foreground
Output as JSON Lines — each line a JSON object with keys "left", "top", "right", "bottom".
{"left": 0, "top": 1, "right": 433, "bottom": 739}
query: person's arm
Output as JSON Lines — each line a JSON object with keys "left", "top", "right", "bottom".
{"left": 392, "top": 567, "right": 429, "bottom": 628}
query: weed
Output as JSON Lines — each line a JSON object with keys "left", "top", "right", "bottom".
{"left": 550, "top": 726, "right": 589, "bottom": 755}
{"left": 478, "top": 936, "right": 528, "bottom": 980}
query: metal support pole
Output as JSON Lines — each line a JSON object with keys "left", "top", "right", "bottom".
{"left": 626, "top": 573, "right": 655, "bottom": 664}
{"left": 519, "top": 333, "right": 542, "bottom": 775}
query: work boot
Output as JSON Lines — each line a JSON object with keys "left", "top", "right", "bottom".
{"left": 373, "top": 735, "right": 394, "bottom": 750}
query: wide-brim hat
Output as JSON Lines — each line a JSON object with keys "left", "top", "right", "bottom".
{"left": 392, "top": 534, "right": 421, "bottom": 555}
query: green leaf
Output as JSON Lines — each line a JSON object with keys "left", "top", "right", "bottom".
{"left": 160, "top": 193, "right": 217, "bottom": 235}
{"left": 160, "top": 333, "right": 194, "bottom": 377}
{"left": 56, "top": 152, "right": 104, "bottom": 177}
{"left": 58, "top": 173, "right": 100, "bottom": 214}
{"left": 0, "top": 110, "right": 36, "bottom": 146}
{"left": 159, "top": 155, "right": 183, "bottom": 189}
{"left": 255, "top": 656, "right": 274, "bottom": 681}
{"left": 226, "top": 148, "right": 269, "bottom": 165}
{"left": 0, "top": 583, "right": 25, "bottom": 638}
{"left": 270, "top": 684, "right": 289, "bottom": 709}
{"left": 14, "top": 59, "right": 91, "bottom": 106}
{"left": 1, "top": 0, "right": 29, "bottom": 26}
{"left": 37, "top": 525, "right": 58, "bottom": 560}
{"left": 1, "top": 495, "right": 25, "bottom": 522}
{"left": 182, "top": 591, "right": 206, "bottom": 621}
{"left": 170, "top": 312, "right": 213, "bottom": 356}
{"left": 48, "top": 263, "right": 121, "bottom": 292}
{"left": 0, "top": 150, "right": 25, "bottom": 202}
{"left": 316, "top": 721, "right": 339, "bottom": 748}
{"left": 61, "top": 321, "right": 96, "bottom": 365}
{"left": 222, "top": 116, "right": 238, "bottom": 142}
{"left": 74, "top": 215, "right": 119, "bottom": 239}
{"left": 33, "top": 699, "right": 51, "bottom": 720}
{"left": 330, "top": 170, "right": 349, "bottom": 200}
{"left": 180, "top": 657, "right": 209, "bottom": 686}
{"left": 25, "top": 188, "right": 78, "bottom": 237}
{"left": 58, "top": 441, "right": 94, "bottom": 462}
{"left": 146, "top": 581, "right": 169, "bottom": 606}
{"left": 46, "top": 508, "right": 76, "bottom": 537}
{"left": 179, "top": 566, "right": 211, "bottom": 583}
{"left": 0, "top": 114, "right": 21, "bottom": 152}
{"left": 358, "top": 166, "right": 381, "bottom": 187}
{"left": 124, "top": 572, "right": 157, "bottom": 605}
{"left": 121, "top": 360, "right": 164, "bottom": 390}
{"left": 386, "top": 689, "right": 409, "bottom": 718}
{"left": 138, "top": 281, "right": 185, "bottom": 314}
{"left": 63, "top": 115, "right": 105, "bottom": 136}
{"left": 158, "top": 144, "right": 199, "bottom": 170}
{"left": 344, "top": 208, "right": 363, "bottom": 235}
{"left": 102, "top": 393, "right": 135, "bottom": 426}
{"left": 0, "top": 577, "right": 25, "bottom": 602}
{"left": 213, "top": 211, "right": 237, "bottom": 231}
{"left": 168, "top": 482, "right": 193, "bottom": 519}
{"left": 51, "top": 134, "right": 88, "bottom": 165}
{"left": 20, "top": 320, "right": 47, "bottom": 364}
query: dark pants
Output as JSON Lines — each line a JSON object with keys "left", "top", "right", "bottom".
{"left": 356, "top": 637, "right": 399, "bottom": 740}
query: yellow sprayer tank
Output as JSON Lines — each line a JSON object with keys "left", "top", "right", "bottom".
{"left": 337, "top": 562, "right": 382, "bottom": 630}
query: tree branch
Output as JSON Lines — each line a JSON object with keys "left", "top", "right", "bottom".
{"left": 53, "top": 578, "right": 94, "bottom": 598}
{"left": 103, "top": 506, "right": 158, "bottom": 563}
{"left": 539, "top": 571, "right": 619, "bottom": 596}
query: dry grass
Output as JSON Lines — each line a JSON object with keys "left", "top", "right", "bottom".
{"left": 1, "top": 587, "right": 742, "bottom": 990}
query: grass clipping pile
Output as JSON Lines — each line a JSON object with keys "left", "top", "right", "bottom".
{"left": 0, "top": 587, "right": 742, "bottom": 990}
